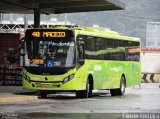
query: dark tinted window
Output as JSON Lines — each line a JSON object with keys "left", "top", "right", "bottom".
{"left": 77, "top": 35, "right": 140, "bottom": 61}
{"left": 126, "top": 41, "right": 140, "bottom": 61}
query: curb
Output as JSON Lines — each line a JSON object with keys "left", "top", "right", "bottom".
{"left": 0, "top": 95, "right": 38, "bottom": 103}
{"left": 141, "top": 73, "right": 160, "bottom": 83}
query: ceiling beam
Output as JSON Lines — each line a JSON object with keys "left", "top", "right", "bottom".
{"left": 47, "top": 4, "right": 123, "bottom": 14}
{"left": 3, "top": 0, "right": 34, "bottom": 10}
{"left": 0, "top": 0, "right": 125, "bottom": 14}
{"left": 2, "top": 0, "right": 51, "bottom": 14}
{"left": 20, "top": 0, "right": 87, "bottom": 4}
{"left": 39, "top": 0, "right": 107, "bottom": 9}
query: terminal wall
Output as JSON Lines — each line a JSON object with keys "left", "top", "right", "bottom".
{"left": 0, "top": 33, "right": 24, "bottom": 65}
{"left": 142, "top": 53, "right": 160, "bottom": 73}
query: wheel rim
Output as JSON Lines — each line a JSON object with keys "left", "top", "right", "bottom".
{"left": 87, "top": 82, "right": 90, "bottom": 97}
{"left": 121, "top": 78, "right": 125, "bottom": 94}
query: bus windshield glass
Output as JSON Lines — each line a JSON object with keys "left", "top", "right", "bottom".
{"left": 25, "top": 30, "right": 75, "bottom": 68}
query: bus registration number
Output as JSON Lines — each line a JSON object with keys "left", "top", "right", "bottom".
{"left": 41, "top": 83, "right": 51, "bottom": 88}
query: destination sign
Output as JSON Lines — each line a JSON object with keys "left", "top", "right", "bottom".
{"left": 32, "top": 31, "right": 66, "bottom": 38}
{"left": 128, "top": 48, "right": 140, "bottom": 53}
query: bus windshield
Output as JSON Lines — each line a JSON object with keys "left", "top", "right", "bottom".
{"left": 24, "top": 30, "right": 75, "bottom": 69}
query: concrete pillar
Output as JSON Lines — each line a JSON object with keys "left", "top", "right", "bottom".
{"left": 65, "top": 14, "right": 68, "bottom": 25}
{"left": 0, "top": 13, "right": 2, "bottom": 22}
{"left": 24, "top": 14, "right": 28, "bottom": 32}
{"left": 10, "top": 14, "right": 13, "bottom": 23}
{"left": 34, "top": 9, "right": 40, "bottom": 28}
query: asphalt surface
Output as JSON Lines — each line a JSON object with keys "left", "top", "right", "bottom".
{"left": 0, "top": 83, "right": 160, "bottom": 119}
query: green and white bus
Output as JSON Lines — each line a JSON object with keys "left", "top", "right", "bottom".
{"left": 19, "top": 25, "right": 141, "bottom": 98}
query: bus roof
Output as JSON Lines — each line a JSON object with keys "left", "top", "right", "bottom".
{"left": 31, "top": 25, "right": 140, "bottom": 42}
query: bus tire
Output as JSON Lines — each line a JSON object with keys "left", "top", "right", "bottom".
{"left": 40, "top": 90, "right": 48, "bottom": 98}
{"left": 110, "top": 76, "right": 126, "bottom": 96}
{"left": 86, "top": 79, "right": 93, "bottom": 98}
{"left": 76, "top": 79, "right": 92, "bottom": 98}
{"left": 118, "top": 76, "right": 126, "bottom": 96}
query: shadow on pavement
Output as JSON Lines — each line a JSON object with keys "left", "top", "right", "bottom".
{"left": 20, "top": 113, "right": 122, "bottom": 119}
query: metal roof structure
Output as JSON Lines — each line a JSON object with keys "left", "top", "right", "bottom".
{"left": 0, "top": 0, "right": 125, "bottom": 14}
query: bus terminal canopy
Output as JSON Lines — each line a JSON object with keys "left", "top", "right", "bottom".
{"left": 0, "top": 0, "right": 125, "bottom": 14}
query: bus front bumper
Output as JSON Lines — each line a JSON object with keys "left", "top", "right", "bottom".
{"left": 22, "top": 77, "right": 85, "bottom": 91}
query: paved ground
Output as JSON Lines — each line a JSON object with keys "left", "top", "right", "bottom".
{"left": 0, "top": 86, "right": 38, "bottom": 103}
{"left": 0, "top": 83, "right": 160, "bottom": 119}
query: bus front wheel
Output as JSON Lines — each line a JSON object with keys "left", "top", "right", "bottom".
{"left": 110, "top": 76, "right": 126, "bottom": 96}
{"left": 76, "top": 80, "right": 92, "bottom": 98}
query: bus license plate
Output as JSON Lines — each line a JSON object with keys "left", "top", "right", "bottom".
{"left": 41, "top": 83, "right": 51, "bottom": 88}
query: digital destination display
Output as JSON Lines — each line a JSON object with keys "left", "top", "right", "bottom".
{"left": 31, "top": 31, "right": 66, "bottom": 38}
{"left": 128, "top": 48, "right": 140, "bottom": 53}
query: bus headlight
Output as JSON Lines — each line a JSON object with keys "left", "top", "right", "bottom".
{"left": 63, "top": 74, "right": 75, "bottom": 84}
{"left": 22, "top": 73, "right": 31, "bottom": 83}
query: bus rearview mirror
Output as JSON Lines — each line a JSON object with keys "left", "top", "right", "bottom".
{"left": 77, "top": 42, "right": 85, "bottom": 65}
